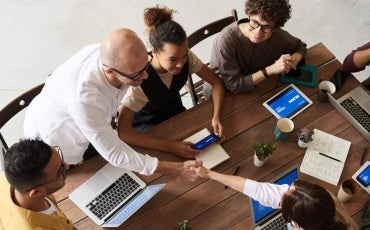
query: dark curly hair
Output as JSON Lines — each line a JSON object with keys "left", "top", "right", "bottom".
{"left": 245, "top": 0, "right": 291, "bottom": 27}
{"left": 144, "top": 5, "right": 186, "bottom": 51}
{"left": 4, "top": 139, "right": 52, "bottom": 192}
{"left": 281, "top": 180, "right": 349, "bottom": 230}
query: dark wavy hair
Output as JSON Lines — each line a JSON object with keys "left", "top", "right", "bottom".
{"left": 245, "top": 0, "right": 291, "bottom": 27}
{"left": 144, "top": 5, "right": 186, "bottom": 51}
{"left": 4, "top": 139, "right": 52, "bottom": 192}
{"left": 281, "top": 180, "right": 349, "bottom": 230}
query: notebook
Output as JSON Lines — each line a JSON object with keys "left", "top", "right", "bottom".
{"left": 69, "top": 163, "right": 165, "bottom": 227}
{"left": 300, "top": 129, "right": 351, "bottom": 185}
{"left": 184, "top": 128, "right": 230, "bottom": 169}
{"left": 250, "top": 166, "right": 299, "bottom": 230}
{"left": 328, "top": 86, "right": 370, "bottom": 142}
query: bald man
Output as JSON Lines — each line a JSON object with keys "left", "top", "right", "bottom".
{"left": 24, "top": 28, "right": 201, "bottom": 180}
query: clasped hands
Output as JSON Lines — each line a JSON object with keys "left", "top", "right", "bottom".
{"left": 267, "top": 53, "right": 302, "bottom": 75}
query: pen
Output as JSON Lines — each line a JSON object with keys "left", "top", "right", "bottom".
{"left": 225, "top": 166, "right": 240, "bottom": 189}
{"left": 360, "top": 145, "right": 368, "bottom": 165}
{"left": 319, "top": 152, "right": 341, "bottom": 162}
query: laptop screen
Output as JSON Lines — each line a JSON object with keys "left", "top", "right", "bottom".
{"left": 103, "top": 184, "right": 165, "bottom": 227}
{"left": 251, "top": 167, "right": 299, "bottom": 223}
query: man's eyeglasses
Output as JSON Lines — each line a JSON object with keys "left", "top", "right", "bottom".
{"left": 27, "top": 146, "right": 66, "bottom": 191}
{"left": 248, "top": 18, "right": 274, "bottom": 33}
{"left": 103, "top": 52, "right": 153, "bottom": 81}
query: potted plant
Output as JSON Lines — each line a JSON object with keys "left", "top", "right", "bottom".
{"left": 297, "top": 128, "right": 314, "bottom": 148}
{"left": 179, "top": 220, "right": 191, "bottom": 230}
{"left": 252, "top": 142, "right": 276, "bottom": 167}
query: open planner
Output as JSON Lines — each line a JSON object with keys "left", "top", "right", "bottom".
{"left": 184, "top": 128, "right": 230, "bottom": 169}
{"left": 300, "top": 129, "right": 351, "bottom": 185}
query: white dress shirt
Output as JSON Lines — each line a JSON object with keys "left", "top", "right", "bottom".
{"left": 24, "top": 44, "right": 158, "bottom": 175}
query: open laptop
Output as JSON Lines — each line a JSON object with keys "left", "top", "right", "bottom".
{"left": 250, "top": 166, "right": 299, "bottom": 230}
{"left": 328, "top": 86, "right": 370, "bottom": 142}
{"left": 69, "top": 163, "right": 165, "bottom": 227}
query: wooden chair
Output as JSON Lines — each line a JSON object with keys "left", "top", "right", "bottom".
{"left": 0, "top": 83, "right": 44, "bottom": 150}
{"left": 185, "top": 9, "right": 238, "bottom": 106}
{"left": 0, "top": 133, "right": 6, "bottom": 171}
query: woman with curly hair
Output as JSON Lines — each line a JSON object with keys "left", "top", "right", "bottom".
{"left": 191, "top": 166, "right": 358, "bottom": 230}
{"left": 118, "top": 6, "right": 225, "bottom": 159}
{"left": 205, "top": 0, "right": 307, "bottom": 94}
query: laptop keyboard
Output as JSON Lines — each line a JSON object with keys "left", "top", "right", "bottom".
{"left": 340, "top": 97, "right": 370, "bottom": 132}
{"left": 261, "top": 216, "right": 288, "bottom": 230}
{"left": 86, "top": 173, "right": 141, "bottom": 220}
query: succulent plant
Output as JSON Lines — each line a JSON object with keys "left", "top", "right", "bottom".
{"left": 297, "top": 128, "right": 314, "bottom": 143}
{"left": 253, "top": 142, "right": 276, "bottom": 161}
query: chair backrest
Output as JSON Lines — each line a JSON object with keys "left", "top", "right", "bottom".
{"left": 0, "top": 83, "right": 44, "bottom": 150}
{"left": 186, "top": 9, "right": 238, "bottom": 106}
{"left": 0, "top": 132, "right": 6, "bottom": 171}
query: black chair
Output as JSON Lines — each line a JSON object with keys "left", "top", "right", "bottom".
{"left": 0, "top": 83, "right": 44, "bottom": 150}
{"left": 184, "top": 9, "right": 238, "bottom": 106}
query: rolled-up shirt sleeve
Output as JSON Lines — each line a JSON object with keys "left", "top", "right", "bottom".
{"left": 243, "top": 179, "right": 289, "bottom": 209}
{"left": 343, "top": 42, "right": 370, "bottom": 73}
{"left": 67, "top": 101, "right": 158, "bottom": 175}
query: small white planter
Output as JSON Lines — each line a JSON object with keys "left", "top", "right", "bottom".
{"left": 254, "top": 153, "right": 267, "bottom": 167}
{"left": 298, "top": 139, "right": 310, "bottom": 148}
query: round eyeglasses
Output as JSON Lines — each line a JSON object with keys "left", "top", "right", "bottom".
{"left": 103, "top": 52, "right": 153, "bottom": 81}
{"left": 248, "top": 18, "right": 274, "bottom": 34}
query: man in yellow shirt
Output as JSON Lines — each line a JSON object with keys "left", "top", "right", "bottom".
{"left": 0, "top": 139, "right": 74, "bottom": 229}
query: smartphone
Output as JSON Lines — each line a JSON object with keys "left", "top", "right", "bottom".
{"left": 330, "top": 69, "right": 348, "bottom": 91}
{"left": 191, "top": 134, "right": 219, "bottom": 150}
{"left": 356, "top": 164, "right": 370, "bottom": 187}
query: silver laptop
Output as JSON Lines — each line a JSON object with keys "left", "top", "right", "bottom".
{"left": 69, "top": 163, "right": 165, "bottom": 227}
{"left": 250, "top": 166, "right": 299, "bottom": 230}
{"left": 328, "top": 86, "right": 370, "bottom": 142}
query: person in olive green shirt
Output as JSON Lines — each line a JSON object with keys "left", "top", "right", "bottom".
{"left": 0, "top": 139, "right": 74, "bottom": 229}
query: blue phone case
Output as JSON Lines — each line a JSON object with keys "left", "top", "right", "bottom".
{"left": 192, "top": 134, "right": 219, "bottom": 150}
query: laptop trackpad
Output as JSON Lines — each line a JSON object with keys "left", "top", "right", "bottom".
{"left": 86, "top": 173, "right": 110, "bottom": 192}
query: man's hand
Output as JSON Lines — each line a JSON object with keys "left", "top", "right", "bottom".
{"left": 167, "top": 141, "right": 200, "bottom": 159}
{"left": 267, "top": 53, "right": 302, "bottom": 76}
{"left": 156, "top": 160, "right": 203, "bottom": 181}
{"left": 191, "top": 165, "right": 211, "bottom": 179}
{"left": 180, "top": 160, "right": 203, "bottom": 181}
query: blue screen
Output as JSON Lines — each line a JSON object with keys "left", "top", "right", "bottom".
{"left": 267, "top": 86, "right": 309, "bottom": 118}
{"left": 252, "top": 168, "right": 299, "bottom": 223}
{"left": 357, "top": 165, "right": 370, "bottom": 186}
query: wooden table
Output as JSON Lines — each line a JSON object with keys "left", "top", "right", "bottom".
{"left": 55, "top": 43, "right": 370, "bottom": 229}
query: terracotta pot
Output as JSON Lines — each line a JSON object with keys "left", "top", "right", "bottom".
{"left": 298, "top": 139, "right": 310, "bottom": 148}
{"left": 254, "top": 152, "right": 266, "bottom": 167}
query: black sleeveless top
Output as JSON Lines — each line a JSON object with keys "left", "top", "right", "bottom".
{"left": 132, "top": 62, "right": 189, "bottom": 131}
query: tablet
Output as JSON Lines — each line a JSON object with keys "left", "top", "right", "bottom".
{"left": 263, "top": 84, "right": 313, "bottom": 119}
{"left": 352, "top": 161, "right": 370, "bottom": 194}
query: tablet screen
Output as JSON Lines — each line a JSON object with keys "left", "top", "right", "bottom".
{"left": 356, "top": 164, "right": 370, "bottom": 187}
{"left": 263, "top": 84, "right": 313, "bottom": 119}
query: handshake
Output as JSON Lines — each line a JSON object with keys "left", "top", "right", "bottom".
{"left": 179, "top": 160, "right": 211, "bottom": 181}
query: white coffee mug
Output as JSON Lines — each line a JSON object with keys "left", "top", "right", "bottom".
{"left": 337, "top": 179, "right": 358, "bottom": 202}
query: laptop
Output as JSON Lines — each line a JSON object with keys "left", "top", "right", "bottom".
{"left": 69, "top": 163, "right": 165, "bottom": 227}
{"left": 328, "top": 86, "right": 370, "bottom": 142}
{"left": 250, "top": 166, "right": 299, "bottom": 230}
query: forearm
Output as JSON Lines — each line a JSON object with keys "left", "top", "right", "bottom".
{"left": 343, "top": 42, "right": 370, "bottom": 72}
{"left": 210, "top": 81, "right": 225, "bottom": 119}
{"left": 119, "top": 127, "right": 172, "bottom": 152}
{"left": 207, "top": 170, "right": 246, "bottom": 193}
{"left": 353, "top": 48, "right": 370, "bottom": 69}
{"left": 155, "top": 161, "right": 182, "bottom": 176}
